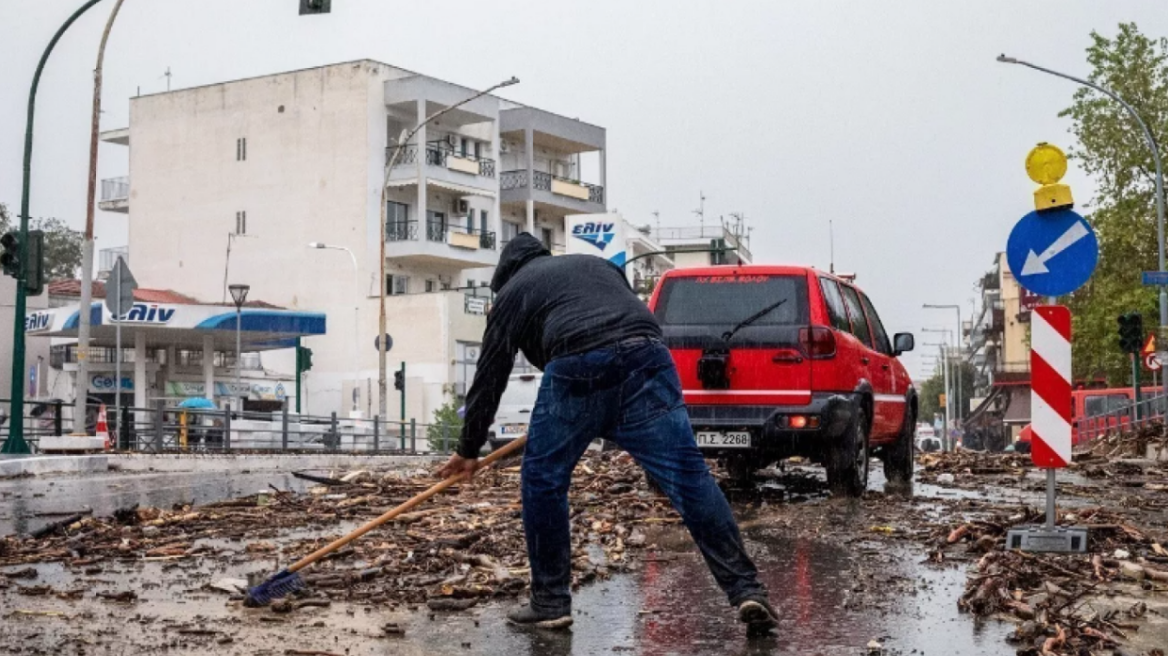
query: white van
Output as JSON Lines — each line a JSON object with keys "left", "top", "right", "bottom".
{"left": 486, "top": 373, "right": 542, "bottom": 452}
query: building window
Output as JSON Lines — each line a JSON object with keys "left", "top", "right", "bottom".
{"left": 501, "top": 221, "right": 520, "bottom": 245}
{"left": 235, "top": 211, "right": 247, "bottom": 235}
{"left": 479, "top": 210, "right": 488, "bottom": 236}
{"left": 425, "top": 279, "right": 436, "bottom": 293}
{"left": 466, "top": 280, "right": 476, "bottom": 288}
{"left": 460, "top": 137, "right": 468, "bottom": 157}
{"left": 391, "top": 275, "right": 409, "bottom": 295}
{"left": 474, "top": 142, "right": 482, "bottom": 160}
{"left": 386, "top": 201, "right": 409, "bottom": 240}
{"left": 236, "top": 137, "right": 247, "bottom": 161}
{"left": 541, "top": 228, "right": 554, "bottom": 250}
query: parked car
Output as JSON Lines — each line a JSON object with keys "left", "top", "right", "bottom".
{"left": 648, "top": 265, "right": 916, "bottom": 496}
{"left": 486, "top": 373, "right": 542, "bottom": 452}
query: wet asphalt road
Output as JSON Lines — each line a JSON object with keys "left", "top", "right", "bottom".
{"left": 0, "top": 461, "right": 1018, "bottom": 655}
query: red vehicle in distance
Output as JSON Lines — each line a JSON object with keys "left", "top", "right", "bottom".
{"left": 1016, "top": 387, "right": 1138, "bottom": 452}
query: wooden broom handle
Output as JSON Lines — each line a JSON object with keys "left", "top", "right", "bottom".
{"left": 288, "top": 435, "right": 528, "bottom": 574}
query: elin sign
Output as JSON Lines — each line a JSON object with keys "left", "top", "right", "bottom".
{"left": 116, "top": 303, "right": 176, "bottom": 324}
{"left": 566, "top": 214, "right": 626, "bottom": 267}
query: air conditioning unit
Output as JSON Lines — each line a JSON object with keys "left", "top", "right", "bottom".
{"left": 457, "top": 199, "right": 469, "bottom": 214}
{"left": 499, "top": 141, "right": 511, "bottom": 154}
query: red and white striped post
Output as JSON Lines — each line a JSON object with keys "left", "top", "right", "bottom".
{"left": 1030, "top": 305, "right": 1071, "bottom": 531}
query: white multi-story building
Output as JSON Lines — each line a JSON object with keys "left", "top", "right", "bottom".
{"left": 98, "top": 60, "right": 607, "bottom": 422}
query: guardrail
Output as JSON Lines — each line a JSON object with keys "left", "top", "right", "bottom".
{"left": 0, "top": 399, "right": 461, "bottom": 455}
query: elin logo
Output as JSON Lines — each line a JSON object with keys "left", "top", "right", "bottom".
{"left": 25, "top": 311, "right": 52, "bottom": 332}
{"left": 118, "top": 303, "right": 176, "bottom": 324}
{"left": 571, "top": 222, "right": 615, "bottom": 251}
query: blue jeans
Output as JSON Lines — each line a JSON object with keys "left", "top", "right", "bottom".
{"left": 521, "top": 339, "right": 765, "bottom": 614}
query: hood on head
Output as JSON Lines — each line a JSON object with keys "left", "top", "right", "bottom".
{"left": 491, "top": 232, "right": 551, "bottom": 292}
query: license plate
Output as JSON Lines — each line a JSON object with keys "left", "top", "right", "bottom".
{"left": 501, "top": 424, "right": 527, "bottom": 435}
{"left": 695, "top": 431, "right": 751, "bottom": 448}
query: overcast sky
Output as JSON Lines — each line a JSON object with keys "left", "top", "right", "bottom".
{"left": 4, "top": 1, "right": 1167, "bottom": 381}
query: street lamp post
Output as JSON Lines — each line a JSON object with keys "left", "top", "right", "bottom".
{"left": 309, "top": 242, "right": 360, "bottom": 415}
{"left": 228, "top": 284, "right": 250, "bottom": 410}
{"left": 998, "top": 54, "right": 1168, "bottom": 400}
{"left": 3, "top": 0, "right": 108, "bottom": 454}
{"left": 923, "top": 328, "right": 955, "bottom": 450}
{"left": 924, "top": 303, "right": 963, "bottom": 420}
{"left": 377, "top": 76, "right": 519, "bottom": 418}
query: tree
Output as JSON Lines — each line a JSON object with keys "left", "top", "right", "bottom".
{"left": 428, "top": 398, "right": 464, "bottom": 453}
{"left": 918, "top": 361, "right": 977, "bottom": 423}
{"left": 0, "top": 203, "right": 83, "bottom": 282}
{"left": 1060, "top": 23, "right": 1168, "bottom": 383}
{"left": 32, "top": 217, "right": 82, "bottom": 281}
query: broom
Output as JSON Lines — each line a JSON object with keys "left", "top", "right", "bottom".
{"left": 244, "top": 435, "right": 527, "bottom": 606}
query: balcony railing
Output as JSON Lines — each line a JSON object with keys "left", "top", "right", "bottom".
{"left": 424, "top": 219, "right": 497, "bottom": 250}
{"left": 386, "top": 220, "right": 418, "bottom": 242}
{"left": 385, "top": 145, "right": 495, "bottom": 177}
{"left": 500, "top": 170, "right": 604, "bottom": 204}
{"left": 101, "top": 176, "right": 129, "bottom": 202}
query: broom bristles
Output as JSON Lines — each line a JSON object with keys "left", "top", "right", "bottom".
{"left": 243, "top": 569, "right": 305, "bottom": 607}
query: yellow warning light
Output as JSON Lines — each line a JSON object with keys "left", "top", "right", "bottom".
{"left": 1026, "top": 143, "right": 1073, "bottom": 211}
{"left": 1026, "top": 143, "right": 1068, "bottom": 185}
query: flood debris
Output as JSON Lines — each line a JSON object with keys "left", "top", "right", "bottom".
{"left": 0, "top": 452, "right": 673, "bottom": 613}
{"left": 920, "top": 440, "right": 1168, "bottom": 655}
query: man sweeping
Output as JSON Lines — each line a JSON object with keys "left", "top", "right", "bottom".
{"left": 437, "top": 233, "right": 777, "bottom": 633}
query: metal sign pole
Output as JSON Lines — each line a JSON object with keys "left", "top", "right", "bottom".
{"left": 114, "top": 262, "right": 122, "bottom": 437}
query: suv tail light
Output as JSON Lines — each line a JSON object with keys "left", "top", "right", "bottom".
{"left": 800, "top": 325, "right": 836, "bottom": 359}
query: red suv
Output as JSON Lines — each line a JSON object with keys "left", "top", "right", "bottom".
{"left": 648, "top": 265, "right": 917, "bottom": 496}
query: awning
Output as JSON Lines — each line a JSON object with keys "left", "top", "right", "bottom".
{"left": 385, "top": 177, "right": 496, "bottom": 199}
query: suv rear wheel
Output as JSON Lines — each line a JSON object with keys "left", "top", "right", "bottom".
{"left": 827, "top": 405, "right": 869, "bottom": 498}
{"left": 881, "top": 406, "right": 915, "bottom": 496}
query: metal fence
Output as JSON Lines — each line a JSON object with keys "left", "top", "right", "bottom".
{"left": 0, "top": 399, "right": 463, "bottom": 455}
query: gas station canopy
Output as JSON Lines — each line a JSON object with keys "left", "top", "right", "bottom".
{"left": 25, "top": 292, "right": 326, "bottom": 350}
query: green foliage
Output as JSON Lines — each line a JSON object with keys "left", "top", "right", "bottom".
{"left": 0, "top": 204, "right": 83, "bottom": 282}
{"left": 32, "top": 217, "right": 82, "bottom": 281}
{"left": 1059, "top": 23, "right": 1168, "bottom": 384}
{"left": 429, "top": 398, "right": 464, "bottom": 453}
{"left": 918, "top": 362, "right": 977, "bottom": 422}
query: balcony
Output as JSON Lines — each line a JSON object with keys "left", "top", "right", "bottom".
{"left": 99, "top": 176, "right": 129, "bottom": 213}
{"left": 386, "top": 145, "right": 496, "bottom": 179}
{"left": 384, "top": 219, "right": 498, "bottom": 270}
{"left": 499, "top": 170, "right": 605, "bottom": 213}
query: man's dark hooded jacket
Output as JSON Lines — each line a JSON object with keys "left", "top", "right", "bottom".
{"left": 457, "top": 233, "right": 662, "bottom": 457}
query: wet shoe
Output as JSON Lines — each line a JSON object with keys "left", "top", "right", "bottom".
{"left": 506, "top": 604, "right": 573, "bottom": 630}
{"left": 737, "top": 596, "right": 778, "bottom": 634}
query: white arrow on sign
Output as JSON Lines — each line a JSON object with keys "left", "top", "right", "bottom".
{"left": 1021, "top": 221, "right": 1091, "bottom": 276}
{"left": 1146, "top": 352, "right": 1162, "bottom": 371}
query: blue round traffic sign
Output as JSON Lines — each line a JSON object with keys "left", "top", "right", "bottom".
{"left": 1006, "top": 208, "right": 1098, "bottom": 297}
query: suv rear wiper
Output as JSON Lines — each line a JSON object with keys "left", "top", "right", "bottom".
{"left": 722, "top": 299, "right": 787, "bottom": 342}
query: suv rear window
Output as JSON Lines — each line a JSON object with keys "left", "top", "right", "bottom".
{"left": 655, "top": 274, "right": 809, "bottom": 326}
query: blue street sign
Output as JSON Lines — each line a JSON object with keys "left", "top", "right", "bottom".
{"left": 1006, "top": 208, "right": 1098, "bottom": 297}
{"left": 1143, "top": 271, "right": 1168, "bottom": 286}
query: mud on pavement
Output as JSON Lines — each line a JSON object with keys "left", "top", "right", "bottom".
{"left": 0, "top": 448, "right": 1166, "bottom": 655}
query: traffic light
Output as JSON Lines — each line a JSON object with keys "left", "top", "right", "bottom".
{"left": 1118, "top": 312, "right": 1144, "bottom": 354}
{"left": 1, "top": 232, "right": 20, "bottom": 278}
{"left": 296, "top": 345, "right": 314, "bottom": 372}
{"left": 394, "top": 369, "right": 404, "bottom": 391}
{"left": 299, "top": 0, "right": 331, "bottom": 14}
{"left": 24, "top": 230, "right": 44, "bottom": 296}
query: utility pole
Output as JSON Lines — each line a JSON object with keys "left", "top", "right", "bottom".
{"left": 76, "top": 0, "right": 126, "bottom": 435}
